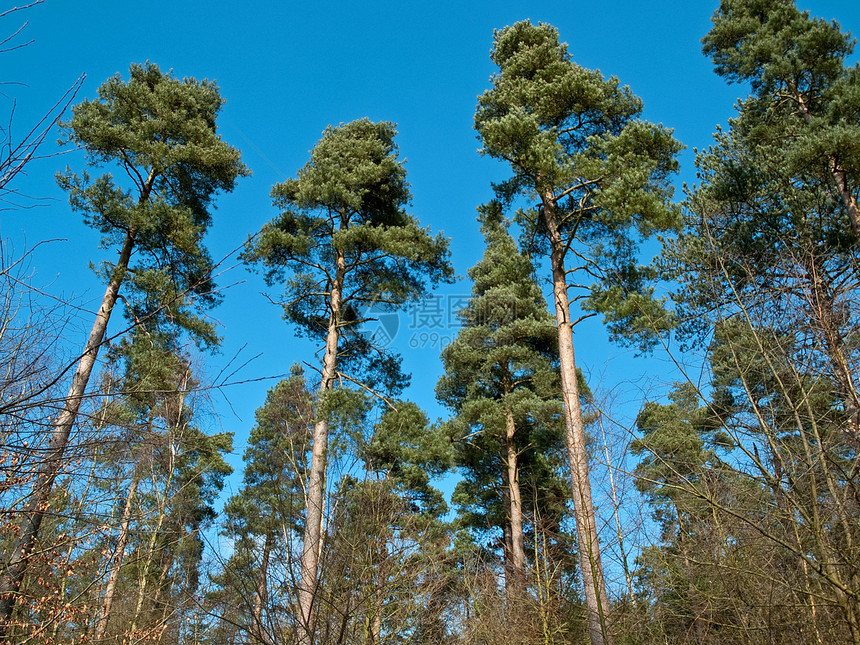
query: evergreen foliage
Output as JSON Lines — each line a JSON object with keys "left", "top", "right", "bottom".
{"left": 474, "top": 20, "right": 682, "bottom": 644}
{"left": 210, "top": 368, "right": 315, "bottom": 644}
{"left": 630, "top": 2, "right": 860, "bottom": 641}
{"left": 5, "top": 4, "right": 860, "bottom": 643}
{"left": 243, "top": 118, "right": 453, "bottom": 392}
{"left": 438, "top": 204, "right": 563, "bottom": 548}
{"left": 0, "top": 61, "right": 247, "bottom": 633}
{"left": 475, "top": 21, "right": 683, "bottom": 349}
{"left": 438, "top": 204, "right": 580, "bottom": 638}
{"left": 60, "top": 61, "right": 249, "bottom": 345}
{"left": 242, "top": 118, "right": 453, "bottom": 643}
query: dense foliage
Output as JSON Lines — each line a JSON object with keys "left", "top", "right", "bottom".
{"left": 1, "top": 1, "right": 858, "bottom": 643}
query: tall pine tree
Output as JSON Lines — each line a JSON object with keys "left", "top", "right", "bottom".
{"left": 211, "top": 367, "right": 314, "bottom": 644}
{"left": 687, "top": 0, "right": 860, "bottom": 440}
{"left": 243, "top": 118, "right": 452, "bottom": 644}
{"left": 641, "top": 2, "right": 860, "bottom": 639}
{"left": 474, "top": 21, "right": 682, "bottom": 644}
{"left": 0, "top": 62, "right": 247, "bottom": 629}
{"left": 438, "top": 203, "right": 563, "bottom": 592}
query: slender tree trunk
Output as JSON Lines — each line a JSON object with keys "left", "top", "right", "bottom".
{"left": 131, "top": 436, "right": 176, "bottom": 636}
{"left": 297, "top": 244, "right": 346, "bottom": 645}
{"left": 504, "top": 406, "right": 526, "bottom": 586}
{"left": 94, "top": 472, "right": 139, "bottom": 641}
{"left": 836, "top": 587, "right": 860, "bottom": 645}
{"left": 371, "top": 503, "right": 387, "bottom": 645}
{"left": 832, "top": 166, "right": 860, "bottom": 240}
{"left": 153, "top": 552, "right": 175, "bottom": 642}
{"left": 372, "top": 575, "right": 382, "bottom": 645}
{"left": 252, "top": 532, "right": 273, "bottom": 645}
{"left": 541, "top": 191, "right": 613, "bottom": 645}
{"left": 0, "top": 167, "right": 156, "bottom": 630}
{"left": 0, "top": 228, "right": 137, "bottom": 630}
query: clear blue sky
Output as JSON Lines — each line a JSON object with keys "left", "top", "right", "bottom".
{"left": 3, "top": 0, "right": 859, "bottom": 490}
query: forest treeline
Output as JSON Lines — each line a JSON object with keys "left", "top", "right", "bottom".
{"left": 1, "top": 0, "right": 859, "bottom": 643}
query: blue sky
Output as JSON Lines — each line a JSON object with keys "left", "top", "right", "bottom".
{"left": 3, "top": 0, "right": 859, "bottom": 490}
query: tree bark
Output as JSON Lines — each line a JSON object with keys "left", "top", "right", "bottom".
{"left": 541, "top": 190, "right": 613, "bottom": 645}
{"left": 832, "top": 166, "right": 860, "bottom": 240}
{"left": 0, "top": 227, "right": 137, "bottom": 630}
{"left": 252, "top": 532, "right": 273, "bottom": 645}
{"left": 0, "top": 165, "right": 156, "bottom": 630}
{"left": 297, "top": 243, "right": 346, "bottom": 645}
{"left": 504, "top": 405, "right": 526, "bottom": 586}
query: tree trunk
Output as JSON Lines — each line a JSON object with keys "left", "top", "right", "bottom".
{"left": 541, "top": 190, "right": 613, "bottom": 645}
{"left": 297, "top": 244, "right": 346, "bottom": 645}
{"left": 131, "top": 435, "right": 176, "bottom": 635}
{"left": 0, "top": 227, "right": 137, "bottom": 630}
{"left": 371, "top": 581, "right": 382, "bottom": 645}
{"left": 504, "top": 406, "right": 526, "bottom": 586}
{"left": 832, "top": 166, "right": 860, "bottom": 240}
{"left": 94, "top": 472, "right": 140, "bottom": 641}
{"left": 252, "top": 532, "right": 273, "bottom": 645}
